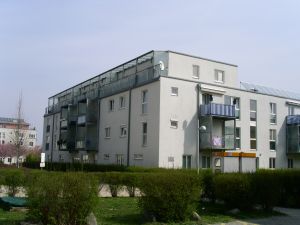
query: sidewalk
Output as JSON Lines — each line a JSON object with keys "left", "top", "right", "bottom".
{"left": 211, "top": 207, "right": 300, "bottom": 225}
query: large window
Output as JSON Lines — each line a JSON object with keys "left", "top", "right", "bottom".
{"left": 215, "top": 70, "right": 224, "bottom": 83}
{"left": 142, "top": 122, "right": 147, "bottom": 146}
{"left": 269, "top": 157, "right": 276, "bottom": 169}
{"left": 202, "top": 156, "right": 211, "bottom": 168}
{"left": 250, "top": 99, "right": 257, "bottom": 122}
{"left": 142, "top": 90, "right": 148, "bottom": 114}
{"left": 236, "top": 127, "right": 241, "bottom": 149}
{"left": 270, "top": 103, "right": 277, "bottom": 124}
{"left": 224, "top": 96, "right": 240, "bottom": 119}
{"left": 182, "top": 155, "right": 192, "bottom": 169}
{"left": 269, "top": 129, "right": 276, "bottom": 150}
{"left": 250, "top": 126, "right": 256, "bottom": 150}
{"left": 192, "top": 65, "right": 200, "bottom": 79}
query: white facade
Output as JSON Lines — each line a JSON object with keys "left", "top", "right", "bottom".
{"left": 43, "top": 51, "right": 300, "bottom": 170}
{"left": 0, "top": 117, "right": 37, "bottom": 165}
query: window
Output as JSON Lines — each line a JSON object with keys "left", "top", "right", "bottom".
{"left": 142, "top": 90, "right": 148, "bottom": 114}
{"left": 120, "top": 126, "right": 127, "bottom": 137}
{"left": 202, "top": 156, "right": 211, "bottom": 168}
{"left": 109, "top": 100, "right": 115, "bottom": 111}
{"left": 170, "top": 120, "right": 178, "bottom": 129}
{"left": 134, "top": 154, "right": 143, "bottom": 160}
{"left": 288, "top": 106, "right": 295, "bottom": 115}
{"left": 270, "top": 103, "right": 277, "bottom": 124}
{"left": 104, "top": 154, "right": 110, "bottom": 160}
{"left": 105, "top": 127, "right": 111, "bottom": 138}
{"left": 7, "top": 157, "right": 11, "bottom": 163}
{"left": 192, "top": 65, "right": 200, "bottom": 78}
{"left": 119, "top": 96, "right": 125, "bottom": 109}
{"left": 269, "top": 129, "right": 276, "bottom": 150}
{"left": 256, "top": 157, "right": 260, "bottom": 169}
{"left": 142, "top": 122, "right": 147, "bottom": 146}
{"left": 215, "top": 70, "right": 224, "bottom": 83}
{"left": 171, "top": 87, "right": 178, "bottom": 96}
{"left": 250, "top": 99, "right": 257, "bottom": 122}
{"left": 250, "top": 126, "right": 256, "bottom": 150}
{"left": 29, "top": 134, "right": 35, "bottom": 139}
{"left": 269, "top": 157, "right": 276, "bottom": 169}
{"left": 29, "top": 142, "right": 34, "bottom": 147}
{"left": 224, "top": 96, "right": 240, "bottom": 119}
{"left": 46, "top": 125, "right": 50, "bottom": 133}
{"left": 236, "top": 127, "right": 241, "bottom": 149}
{"left": 1, "top": 140, "right": 4, "bottom": 144}
{"left": 59, "top": 154, "right": 64, "bottom": 162}
{"left": 116, "top": 154, "right": 124, "bottom": 165}
{"left": 182, "top": 155, "right": 192, "bottom": 169}
{"left": 288, "top": 158, "right": 293, "bottom": 169}
{"left": 203, "top": 94, "right": 213, "bottom": 104}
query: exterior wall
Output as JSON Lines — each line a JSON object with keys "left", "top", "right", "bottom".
{"left": 159, "top": 77, "right": 198, "bottom": 168}
{"left": 167, "top": 52, "right": 238, "bottom": 88}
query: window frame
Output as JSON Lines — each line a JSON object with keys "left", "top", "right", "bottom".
{"left": 269, "top": 157, "right": 276, "bottom": 169}
{"left": 201, "top": 156, "right": 211, "bottom": 168}
{"left": 288, "top": 158, "right": 294, "bottom": 169}
{"left": 119, "top": 96, "right": 126, "bottom": 109}
{"left": 171, "top": 87, "right": 179, "bottom": 96}
{"left": 182, "top": 155, "right": 192, "bottom": 169}
{"left": 269, "top": 129, "right": 276, "bottom": 151}
{"left": 142, "top": 122, "right": 147, "bottom": 146}
{"left": 214, "top": 69, "right": 225, "bottom": 83}
{"left": 192, "top": 65, "right": 200, "bottom": 79}
{"left": 270, "top": 103, "right": 277, "bottom": 124}
{"left": 120, "top": 125, "right": 127, "bottom": 138}
{"left": 235, "top": 127, "right": 241, "bottom": 149}
{"left": 142, "top": 90, "right": 148, "bottom": 114}
{"left": 170, "top": 119, "right": 178, "bottom": 129}
{"left": 109, "top": 99, "right": 115, "bottom": 112}
{"left": 250, "top": 99, "right": 257, "bottom": 122}
{"left": 250, "top": 126, "right": 257, "bottom": 150}
{"left": 105, "top": 127, "right": 111, "bottom": 139}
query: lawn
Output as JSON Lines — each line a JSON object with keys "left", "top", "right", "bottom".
{"left": 0, "top": 197, "right": 285, "bottom": 225}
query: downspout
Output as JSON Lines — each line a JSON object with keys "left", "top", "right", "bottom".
{"left": 50, "top": 114, "right": 55, "bottom": 170}
{"left": 127, "top": 89, "right": 132, "bottom": 167}
{"left": 197, "top": 84, "right": 200, "bottom": 174}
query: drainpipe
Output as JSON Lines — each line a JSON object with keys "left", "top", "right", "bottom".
{"left": 127, "top": 89, "right": 132, "bottom": 166}
{"left": 196, "top": 84, "right": 200, "bottom": 174}
{"left": 50, "top": 114, "right": 55, "bottom": 170}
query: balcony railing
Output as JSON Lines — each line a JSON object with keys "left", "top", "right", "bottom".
{"left": 200, "top": 103, "right": 236, "bottom": 118}
{"left": 200, "top": 134, "right": 235, "bottom": 150}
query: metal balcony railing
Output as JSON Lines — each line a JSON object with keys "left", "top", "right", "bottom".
{"left": 200, "top": 134, "right": 235, "bottom": 150}
{"left": 200, "top": 103, "right": 236, "bottom": 118}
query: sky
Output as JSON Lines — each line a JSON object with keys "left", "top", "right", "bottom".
{"left": 1, "top": 0, "right": 300, "bottom": 144}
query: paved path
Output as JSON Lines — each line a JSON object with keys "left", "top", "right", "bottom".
{"left": 211, "top": 207, "right": 300, "bottom": 225}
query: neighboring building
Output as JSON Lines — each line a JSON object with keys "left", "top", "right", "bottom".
{"left": 42, "top": 50, "right": 300, "bottom": 171}
{"left": 0, "top": 117, "right": 37, "bottom": 164}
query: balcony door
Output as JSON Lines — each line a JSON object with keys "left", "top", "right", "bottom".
{"left": 203, "top": 94, "right": 213, "bottom": 104}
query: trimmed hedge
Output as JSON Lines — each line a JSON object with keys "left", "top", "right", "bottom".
{"left": 138, "top": 172, "right": 201, "bottom": 222}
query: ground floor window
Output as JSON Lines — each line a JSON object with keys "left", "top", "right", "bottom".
{"left": 256, "top": 157, "right": 260, "bottom": 169}
{"left": 288, "top": 158, "right": 293, "bottom": 169}
{"left": 116, "top": 154, "right": 124, "bottom": 165}
{"left": 201, "top": 156, "right": 211, "bottom": 168}
{"left": 182, "top": 155, "right": 192, "bottom": 169}
{"left": 269, "top": 157, "right": 276, "bottom": 169}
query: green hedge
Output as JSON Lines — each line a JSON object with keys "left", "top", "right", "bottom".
{"left": 138, "top": 172, "right": 201, "bottom": 222}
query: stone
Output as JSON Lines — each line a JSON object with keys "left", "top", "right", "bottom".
{"left": 192, "top": 211, "right": 201, "bottom": 221}
{"left": 87, "top": 212, "right": 98, "bottom": 225}
{"left": 228, "top": 208, "right": 240, "bottom": 214}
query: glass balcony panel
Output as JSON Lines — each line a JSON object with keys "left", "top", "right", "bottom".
{"left": 200, "top": 103, "right": 236, "bottom": 118}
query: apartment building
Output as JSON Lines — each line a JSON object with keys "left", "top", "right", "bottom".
{"left": 42, "top": 50, "right": 300, "bottom": 171}
{"left": 0, "top": 117, "right": 37, "bottom": 164}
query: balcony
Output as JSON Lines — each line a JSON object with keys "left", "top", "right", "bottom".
{"left": 200, "top": 134, "right": 235, "bottom": 150}
{"left": 200, "top": 103, "right": 236, "bottom": 118}
{"left": 286, "top": 115, "right": 300, "bottom": 154}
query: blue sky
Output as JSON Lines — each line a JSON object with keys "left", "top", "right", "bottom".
{"left": 1, "top": 0, "right": 300, "bottom": 144}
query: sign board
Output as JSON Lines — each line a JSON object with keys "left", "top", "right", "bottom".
{"left": 41, "top": 153, "right": 45, "bottom": 163}
{"left": 40, "top": 162, "right": 45, "bottom": 168}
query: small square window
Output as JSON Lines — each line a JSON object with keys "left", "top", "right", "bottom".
{"left": 170, "top": 120, "right": 178, "bottom": 129}
{"left": 171, "top": 87, "right": 178, "bottom": 96}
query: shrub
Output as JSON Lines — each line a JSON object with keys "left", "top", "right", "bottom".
{"left": 138, "top": 172, "right": 201, "bottom": 222}
{"left": 200, "top": 169, "right": 215, "bottom": 202}
{"left": 215, "top": 173, "right": 254, "bottom": 210}
{"left": 3, "top": 169, "right": 25, "bottom": 197}
{"left": 27, "top": 172, "right": 97, "bottom": 225}
{"left": 122, "top": 173, "right": 140, "bottom": 197}
{"left": 252, "top": 170, "right": 280, "bottom": 212}
{"left": 102, "top": 172, "right": 124, "bottom": 197}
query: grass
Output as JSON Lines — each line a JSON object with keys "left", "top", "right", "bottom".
{"left": 0, "top": 208, "right": 26, "bottom": 225}
{"left": 0, "top": 198, "right": 285, "bottom": 225}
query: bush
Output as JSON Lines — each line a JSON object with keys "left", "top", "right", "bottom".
{"left": 215, "top": 173, "right": 254, "bottom": 210}
{"left": 27, "top": 172, "right": 97, "bottom": 225}
{"left": 252, "top": 170, "right": 280, "bottom": 212}
{"left": 200, "top": 169, "right": 215, "bottom": 202}
{"left": 102, "top": 172, "right": 124, "bottom": 197}
{"left": 122, "top": 173, "right": 140, "bottom": 197}
{"left": 3, "top": 169, "right": 25, "bottom": 197}
{"left": 138, "top": 172, "right": 201, "bottom": 222}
